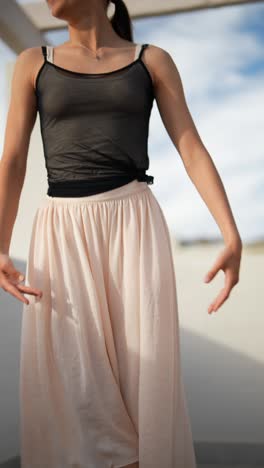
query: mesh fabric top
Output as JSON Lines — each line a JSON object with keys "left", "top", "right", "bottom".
{"left": 35, "top": 44, "right": 155, "bottom": 196}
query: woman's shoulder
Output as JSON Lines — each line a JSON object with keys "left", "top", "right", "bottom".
{"left": 19, "top": 46, "right": 44, "bottom": 63}
{"left": 144, "top": 43, "right": 175, "bottom": 66}
{"left": 141, "top": 43, "right": 178, "bottom": 87}
{"left": 17, "top": 47, "right": 46, "bottom": 91}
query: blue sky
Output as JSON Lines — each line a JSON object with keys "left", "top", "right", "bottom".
{"left": 1, "top": 1, "right": 264, "bottom": 244}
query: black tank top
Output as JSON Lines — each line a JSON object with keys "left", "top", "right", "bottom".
{"left": 35, "top": 43, "right": 155, "bottom": 197}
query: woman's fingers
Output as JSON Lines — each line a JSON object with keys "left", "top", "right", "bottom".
{"left": 204, "top": 257, "right": 220, "bottom": 282}
{"left": 1, "top": 276, "right": 30, "bottom": 305}
{"left": 0, "top": 254, "right": 43, "bottom": 304}
{"left": 208, "top": 284, "right": 230, "bottom": 314}
{"left": 204, "top": 249, "right": 229, "bottom": 283}
{"left": 204, "top": 245, "right": 241, "bottom": 314}
{"left": 208, "top": 267, "right": 239, "bottom": 314}
{"left": 0, "top": 274, "right": 43, "bottom": 305}
{"left": 16, "top": 283, "right": 43, "bottom": 297}
{"left": 6, "top": 270, "right": 43, "bottom": 296}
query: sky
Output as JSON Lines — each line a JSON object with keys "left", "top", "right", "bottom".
{"left": 1, "top": 1, "right": 264, "bottom": 244}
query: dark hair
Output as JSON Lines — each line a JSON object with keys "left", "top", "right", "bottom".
{"left": 107, "top": 0, "right": 134, "bottom": 41}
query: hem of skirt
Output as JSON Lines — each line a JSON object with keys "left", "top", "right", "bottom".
{"left": 113, "top": 456, "right": 139, "bottom": 468}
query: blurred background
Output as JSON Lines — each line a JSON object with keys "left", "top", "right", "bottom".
{"left": 0, "top": 0, "right": 263, "bottom": 466}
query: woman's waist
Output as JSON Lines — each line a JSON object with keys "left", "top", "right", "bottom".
{"left": 47, "top": 170, "right": 154, "bottom": 197}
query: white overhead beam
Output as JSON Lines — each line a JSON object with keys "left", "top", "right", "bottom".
{"left": 1, "top": 0, "right": 263, "bottom": 54}
{"left": 0, "top": 0, "right": 49, "bottom": 54}
{"left": 21, "top": 0, "right": 264, "bottom": 32}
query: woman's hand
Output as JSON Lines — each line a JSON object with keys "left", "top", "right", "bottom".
{"left": 204, "top": 242, "right": 242, "bottom": 314}
{"left": 0, "top": 253, "right": 43, "bottom": 305}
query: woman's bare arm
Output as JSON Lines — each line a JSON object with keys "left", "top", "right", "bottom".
{"left": 146, "top": 45, "right": 242, "bottom": 314}
{"left": 0, "top": 47, "right": 43, "bottom": 303}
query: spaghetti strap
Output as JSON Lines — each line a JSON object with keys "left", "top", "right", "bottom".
{"left": 41, "top": 45, "right": 47, "bottom": 61}
{"left": 134, "top": 44, "right": 141, "bottom": 61}
{"left": 138, "top": 43, "right": 149, "bottom": 61}
{"left": 46, "top": 45, "right": 54, "bottom": 63}
{"left": 41, "top": 45, "right": 53, "bottom": 63}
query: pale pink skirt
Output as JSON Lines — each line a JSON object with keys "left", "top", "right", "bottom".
{"left": 19, "top": 179, "right": 197, "bottom": 468}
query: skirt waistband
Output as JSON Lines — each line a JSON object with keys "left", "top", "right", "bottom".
{"left": 44, "top": 179, "right": 149, "bottom": 205}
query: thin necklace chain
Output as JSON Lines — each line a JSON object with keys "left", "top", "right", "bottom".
{"left": 64, "top": 42, "right": 138, "bottom": 61}
{"left": 66, "top": 41, "right": 105, "bottom": 61}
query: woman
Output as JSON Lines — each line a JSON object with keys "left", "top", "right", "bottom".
{"left": 0, "top": 0, "right": 242, "bottom": 467}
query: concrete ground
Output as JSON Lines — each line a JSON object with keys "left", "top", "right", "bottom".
{"left": 1, "top": 462, "right": 263, "bottom": 468}
{"left": 1, "top": 462, "right": 264, "bottom": 467}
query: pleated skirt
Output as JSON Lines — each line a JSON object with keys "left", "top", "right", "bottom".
{"left": 19, "top": 179, "right": 197, "bottom": 468}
